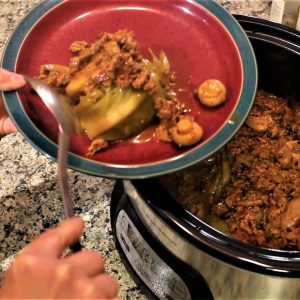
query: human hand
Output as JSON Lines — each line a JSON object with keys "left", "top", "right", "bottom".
{"left": 0, "top": 67, "right": 26, "bottom": 136}
{"left": 0, "top": 217, "right": 121, "bottom": 299}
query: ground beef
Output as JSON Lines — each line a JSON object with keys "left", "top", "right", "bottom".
{"left": 41, "top": 30, "right": 157, "bottom": 93}
{"left": 161, "top": 91, "right": 300, "bottom": 251}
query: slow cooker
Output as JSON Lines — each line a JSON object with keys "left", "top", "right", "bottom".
{"left": 110, "top": 16, "right": 300, "bottom": 300}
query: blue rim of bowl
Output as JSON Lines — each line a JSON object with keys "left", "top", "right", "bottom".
{"left": 1, "top": 0, "right": 257, "bottom": 179}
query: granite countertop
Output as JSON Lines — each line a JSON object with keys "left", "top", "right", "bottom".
{"left": 0, "top": 1, "right": 271, "bottom": 299}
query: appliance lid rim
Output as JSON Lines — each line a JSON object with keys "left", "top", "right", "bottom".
{"left": 234, "top": 14, "right": 300, "bottom": 42}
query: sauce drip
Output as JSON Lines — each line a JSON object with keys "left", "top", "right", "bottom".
{"left": 129, "top": 124, "right": 157, "bottom": 144}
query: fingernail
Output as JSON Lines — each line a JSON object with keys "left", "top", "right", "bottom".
{"left": 2, "top": 117, "right": 17, "bottom": 135}
{"left": 0, "top": 116, "right": 8, "bottom": 137}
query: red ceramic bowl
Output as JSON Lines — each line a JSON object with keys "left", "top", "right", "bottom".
{"left": 2, "top": 0, "right": 257, "bottom": 178}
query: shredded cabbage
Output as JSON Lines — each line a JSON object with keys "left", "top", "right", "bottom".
{"left": 73, "top": 49, "right": 169, "bottom": 141}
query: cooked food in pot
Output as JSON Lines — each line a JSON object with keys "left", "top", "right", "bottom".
{"left": 38, "top": 30, "right": 208, "bottom": 155}
{"left": 161, "top": 91, "right": 300, "bottom": 251}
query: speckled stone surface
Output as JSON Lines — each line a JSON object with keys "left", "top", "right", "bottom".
{"left": 0, "top": 1, "right": 271, "bottom": 299}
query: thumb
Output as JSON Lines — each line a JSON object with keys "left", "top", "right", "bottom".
{"left": 0, "top": 116, "right": 17, "bottom": 136}
{"left": 0, "top": 67, "right": 26, "bottom": 91}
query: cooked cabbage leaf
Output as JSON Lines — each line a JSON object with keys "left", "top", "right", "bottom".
{"left": 74, "top": 87, "right": 154, "bottom": 140}
{"left": 100, "top": 95, "right": 155, "bottom": 141}
{"left": 72, "top": 50, "right": 169, "bottom": 142}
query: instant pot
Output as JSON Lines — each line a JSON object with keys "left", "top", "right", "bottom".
{"left": 110, "top": 16, "right": 300, "bottom": 300}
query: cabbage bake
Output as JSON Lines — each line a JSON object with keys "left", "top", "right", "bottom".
{"left": 39, "top": 30, "right": 203, "bottom": 155}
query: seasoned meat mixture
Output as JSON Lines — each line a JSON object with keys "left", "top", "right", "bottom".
{"left": 161, "top": 91, "right": 300, "bottom": 250}
{"left": 39, "top": 30, "right": 203, "bottom": 155}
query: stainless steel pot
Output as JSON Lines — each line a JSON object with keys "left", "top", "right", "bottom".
{"left": 111, "top": 16, "right": 300, "bottom": 300}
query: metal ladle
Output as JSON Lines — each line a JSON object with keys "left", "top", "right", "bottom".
{"left": 24, "top": 75, "right": 82, "bottom": 252}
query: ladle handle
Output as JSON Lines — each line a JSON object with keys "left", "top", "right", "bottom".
{"left": 58, "top": 128, "right": 82, "bottom": 252}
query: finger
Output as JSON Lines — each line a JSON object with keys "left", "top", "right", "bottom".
{"left": 80, "top": 274, "right": 119, "bottom": 298}
{"left": 93, "top": 274, "right": 119, "bottom": 298}
{"left": 63, "top": 250, "right": 105, "bottom": 277}
{"left": 0, "top": 67, "right": 26, "bottom": 91}
{"left": 25, "top": 217, "right": 84, "bottom": 258}
{"left": 0, "top": 116, "right": 17, "bottom": 136}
